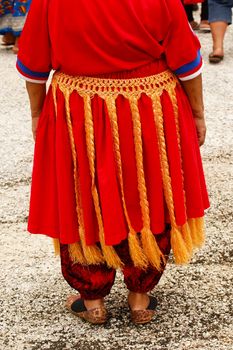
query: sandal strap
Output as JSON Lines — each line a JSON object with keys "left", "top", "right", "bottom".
{"left": 147, "top": 296, "right": 158, "bottom": 310}
{"left": 71, "top": 298, "right": 87, "bottom": 313}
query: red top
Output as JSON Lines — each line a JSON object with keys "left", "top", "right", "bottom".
{"left": 17, "top": 0, "right": 202, "bottom": 82}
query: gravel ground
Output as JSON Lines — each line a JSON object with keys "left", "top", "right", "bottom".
{"left": 0, "top": 19, "right": 233, "bottom": 350}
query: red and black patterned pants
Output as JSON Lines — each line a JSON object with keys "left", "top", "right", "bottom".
{"left": 60, "top": 227, "right": 171, "bottom": 300}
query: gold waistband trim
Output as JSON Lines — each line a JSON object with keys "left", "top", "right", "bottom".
{"left": 52, "top": 70, "right": 178, "bottom": 99}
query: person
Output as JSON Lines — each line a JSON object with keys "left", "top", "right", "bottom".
{"left": 208, "top": 0, "right": 233, "bottom": 63}
{"left": 0, "top": 0, "right": 31, "bottom": 54}
{"left": 17, "top": 0, "right": 209, "bottom": 325}
{"left": 183, "top": 1, "right": 210, "bottom": 31}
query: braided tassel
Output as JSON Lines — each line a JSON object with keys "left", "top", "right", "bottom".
{"left": 53, "top": 239, "right": 60, "bottom": 256}
{"left": 181, "top": 222, "right": 193, "bottom": 254}
{"left": 171, "top": 227, "right": 191, "bottom": 264}
{"left": 168, "top": 88, "right": 195, "bottom": 256}
{"left": 105, "top": 96, "right": 148, "bottom": 269}
{"left": 68, "top": 242, "right": 87, "bottom": 265}
{"left": 63, "top": 91, "right": 104, "bottom": 265}
{"left": 129, "top": 96, "right": 165, "bottom": 271}
{"left": 151, "top": 93, "right": 190, "bottom": 264}
{"left": 188, "top": 217, "right": 205, "bottom": 248}
{"left": 52, "top": 79, "right": 58, "bottom": 117}
{"left": 83, "top": 95, "right": 123, "bottom": 269}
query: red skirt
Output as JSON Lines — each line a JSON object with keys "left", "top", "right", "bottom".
{"left": 28, "top": 61, "right": 209, "bottom": 269}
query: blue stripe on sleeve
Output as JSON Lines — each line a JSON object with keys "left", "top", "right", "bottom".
{"left": 174, "top": 50, "right": 201, "bottom": 76}
{"left": 17, "top": 59, "right": 50, "bottom": 78}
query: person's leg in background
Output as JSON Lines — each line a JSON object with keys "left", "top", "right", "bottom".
{"left": 208, "top": 0, "right": 233, "bottom": 62}
{"left": 200, "top": 0, "right": 211, "bottom": 31}
{"left": 193, "top": 4, "right": 199, "bottom": 11}
{"left": 210, "top": 21, "right": 228, "bottom": 58}
{"left": 183, "top": 4, "right": 200, "bottom": 30}
{"left": 184, "top": 4, "right": 194, "bottom": 22}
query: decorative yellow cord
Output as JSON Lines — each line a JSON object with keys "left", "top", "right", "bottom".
{"left": 168, "top": 88, "right": 205, "bottom": 251}
{"left": 52, "top": 70, "right": 177, "bottom": 100}
{"left": 151, "top": 93, "right": 190, "bottom": 264}
{"left": 52, "top": 81, "right": 58, "bottom": 117}
{"left": 167, "top": 89, "right": 193, "bottom": 254}
{"left": 53, "top": 238, "right": 60, "bottom": 256}
{"left": 63, "top": 90, "right": 104, "bottom": 265}
{"left": 129, "top": 96, "right": 165, "bottom": 271}
{"left": 83, "top": 94, "right": 123, "bottom": 269}
{"left": 188, "top": 217, "right": 205, "bottom": 248}
{"left": 105, "top": 96, "right": 148, "bottom": 269}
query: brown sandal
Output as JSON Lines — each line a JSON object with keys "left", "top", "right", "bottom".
{"left": 130, "top": 296, "right": 158, "bottom": 325}
{"left": 190, "top": 20, "right": 199, "bottom": 31}
{"left": 66, "top": 295, "right": 108, "bottom": 324}
{"left": 209, "top": 53, "right": 224, "bottom": 64}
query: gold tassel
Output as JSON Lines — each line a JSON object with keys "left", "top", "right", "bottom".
{"left": 140, "top": 229, "right": 165, "bottom": 270}
{"left": 53, "top": 238, "right": 60, "bottom": 256}
{"left": 188, "top": 217, "right": 205, "bottom": 248}
{"left": 83, "top": 94, "right": 123, "bottom": 269}
{"left": 68, "top": 242, "right": 87, "bottom": 265}
{"left": 105, "top": 96, "right": 148, "bottom": 269}
{"left": 168, "top": 88, "right": 195, "bottom": 256}
{"left": 52, "top": 79, "right": 58, "bottom": 117}
{"left": 127, "top": 230, "right": 148, "bottom": 269}
{"left": 195, "top": 217, "right": 205, "bottom": 243}
{"left": 63, "top": 91, "right": 104, "bottom": 265}
{"left": 151, "top": 93, "right": 191, "bottom": 264}
{"left": 129, "top": 96, "right": 164, "bottom": 271}
{"left": 171, "top": 227, "right": 191, "bottom": 264}
{"left": 181, "top": 222, "right": 193, "bottom": 254}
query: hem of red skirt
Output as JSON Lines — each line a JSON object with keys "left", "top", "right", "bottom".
{"left": 27, "top": 226, "right": 169, "bottom": 247}
{"left": 28, "top": 228, "right": 59, "bottom": 239}
{"left": 27, "top": 209, "right": 208, "bottom": 246}
{"left": 27, "top": 226, "right": 80, "bottom": 243}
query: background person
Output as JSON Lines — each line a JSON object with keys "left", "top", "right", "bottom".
{"left": 0, "top": 0, "right": 31, "bottom": 53}
{"left": 183, "top": 0, "right": 210, "bottom": 31}
{"left": 208, "top": 0, "right": 233, "bottom": 63}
